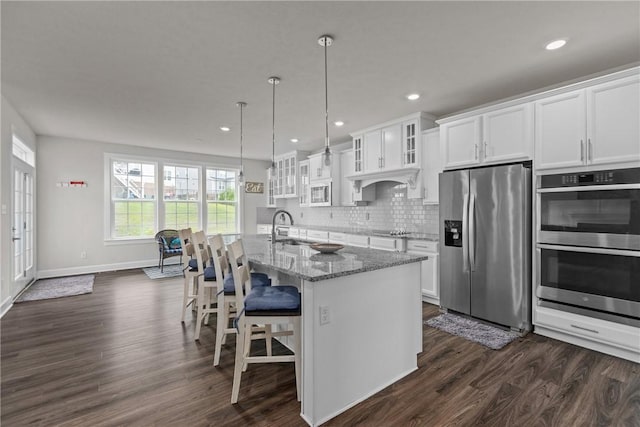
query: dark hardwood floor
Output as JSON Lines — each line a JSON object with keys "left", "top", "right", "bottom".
{"left": 2, "top": 269, "right": 638, "bottom": 426}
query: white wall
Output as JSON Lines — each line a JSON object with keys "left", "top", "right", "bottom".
{"left": 1, "top": 96, "right": 37, "bottom": 314}
{"left": 37, "top": 135, "right": 269, "bottom": 278}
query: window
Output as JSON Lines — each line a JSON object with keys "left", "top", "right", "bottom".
{"left": 164, "top": 165, "right": 200, "bottom": 230}
{"left": 110, "top": 160, "right": 157, "bottom": 238}
{"left": 206, "top": 168, "right": 238, "bottom": 234}
{"left": 12, "top": 134, "right": 35, "bottom": 167}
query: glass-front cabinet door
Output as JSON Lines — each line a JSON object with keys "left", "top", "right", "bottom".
{"left": 403, "top": 120, "right": 418, "bottom": 167}
{"left": 353, "top": 135, "right": 363, "bottom": 174}
{"left": 299, "top": 160, "right": 310, "bottom": 206}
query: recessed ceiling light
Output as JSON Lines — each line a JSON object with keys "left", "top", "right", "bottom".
{"left": 220, "top": 126, "right": 230, "bottom": 132}
{"left": 545, "top": 39, "right": 567, "bottom": 50}
{"left": 291, "top": 138, "right": 299, "bottom": 143}
{"left": 334, "top": 121, "right": 344, "bottom": 127}
{"left": 407, "top": 93, "right": 420, "bottom": 101}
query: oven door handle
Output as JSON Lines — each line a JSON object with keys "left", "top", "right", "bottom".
{"left": 537, "top": 243, "right": 640, "bottom": 257}
{"left": 537, "top": 183, "right": 640, "bottom": 193}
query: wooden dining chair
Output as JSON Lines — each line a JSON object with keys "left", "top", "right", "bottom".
{"left": 227, "top": 238, "right": 301, "bottom": 404}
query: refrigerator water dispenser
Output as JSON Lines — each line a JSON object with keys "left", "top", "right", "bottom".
{"left": 444, "top": 220, "right": 463, "bottom": 247}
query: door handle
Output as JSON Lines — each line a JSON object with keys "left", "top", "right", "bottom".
{"left": 588, "top": 138, "right": 593, "bottom": 162}
{"left": 469, "top": 194, "right": 476, "bottom": 271}
{"left": 474, "top": 144, "right": 478, "bottom": 160}
{"left": 462, "top": 195, "right": 469, "bottom": 273}
{"left": 12, "top": 237, "right": 21, "bottom": 241}
{"left": 580, "top": 140, "right": 584, "bottom": 162}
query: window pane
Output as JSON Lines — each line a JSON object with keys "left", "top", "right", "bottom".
{"left": 165, "top": 201, "right": 199, "bottom": 230}
{"left": 111, "top": 160, "right": 156, "bottom": 238}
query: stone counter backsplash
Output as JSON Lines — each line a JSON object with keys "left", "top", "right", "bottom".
{"left": 281, "top": 181, "right": 439, "bottom": 235}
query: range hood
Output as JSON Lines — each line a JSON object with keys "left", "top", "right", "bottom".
{"left": 346, "top": 167, "right": 421, "bottom": 190}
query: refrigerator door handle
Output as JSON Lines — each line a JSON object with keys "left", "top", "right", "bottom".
{"left": 469, "top": 194, "right": 476, "bottom": 271}
{"left": 462, "top": 194, "right": 469, "bottom": 272}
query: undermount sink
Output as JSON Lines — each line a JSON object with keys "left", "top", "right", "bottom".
{"left": 276, "top": 238, "right": 305, "bottom": 246}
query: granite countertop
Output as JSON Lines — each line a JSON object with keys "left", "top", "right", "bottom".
{"left": 278, "top": 224, "right": 439, "bottom": 242}
{"left": 241, "top": 235, "right": 428, "bottom": 282}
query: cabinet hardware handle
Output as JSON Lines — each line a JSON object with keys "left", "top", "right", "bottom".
{"left": 484, "top": 141, "right": 488, "bottom": 158}
{"left": 588, "top": 138, "right": 593, "bottom": 162}
{"left": 474, "top": 144, "right": 478, "bottom": 160}
{"left": 570, "top": 324, "right": 599, "bottom": 334}
{"left": 580, "top": 140, "right": 584, "bottom": 161}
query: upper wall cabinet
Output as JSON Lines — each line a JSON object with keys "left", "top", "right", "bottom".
{"left": 535, "top": 74, "right": 640, "bottom": 171}
{"left": 274, "top": 150, "right": 308, "bottom": 199}
{"left": 299, "top": 159, "right": 310, "bottom": 207}
{"left": 351, "top": 112, "right": 436, "bottom": 176}
{"left": 421, "top": 128, "right": 441, "bottom": 204}
{"left": 440, "top": 103, "right": 533, "bottom": 170}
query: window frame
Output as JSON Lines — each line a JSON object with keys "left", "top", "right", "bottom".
{"left": 104, "top": 153, "right": 242, "bottom": 243}
{"left": 162, "top": 163, "right": 202, "bottom": 231}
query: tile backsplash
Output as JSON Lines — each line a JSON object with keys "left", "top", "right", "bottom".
{"left": 275, "top": 181, "right": 439, "bottom": 234}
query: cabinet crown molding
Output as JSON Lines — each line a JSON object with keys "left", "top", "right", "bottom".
{"left": 437, "top": 65, "right": 639, "bottom": 125}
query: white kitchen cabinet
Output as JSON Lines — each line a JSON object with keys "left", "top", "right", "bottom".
{"left": 588, "top": 75, "right": 640, "bottom": 166}
{"left": 299, "top": 160, "right": 310, "bottom": 206}
{"left": 346, "top": 234, "right": 369, "bottom": 248}
{"left": 407, "top": 240, "right": 439, "bottom": 305}
{"left": 536, "top": 74, "right": 640, "bottom": 170}
{"left": 403, "top": 118, "right": 420, "bottom": 167}
{"left": 353, "top": 112, "right": 436, "bottom": 175}
{"left": 306, "top": 230, "right": 329, "bottom": 243}
{"left": 352, "top": 135, "right": 364, "bottom": 174}
{"left": 340, "top": 149, "right": 374, "bottom": 206}
{"left": 441, "top": 103, "right": 532, "bottom": 170}
{"left": 440, "top": 116, "right": 481, "bottom": 169}
{"left": 368, "top": 236, "right": 406, "bottom": 252}
{"left": 482, "top": 103, "right": 532, "bottom": 164}
{"left": 421, "top": 128, "right": 441, "bottom": 204}
{"left": 328, "top": 232, "right": 346, "bottom": 244}
{"left": 534, "top": 305, "right": 640, "bottom": 363}
{"left": 363, "top": 129, "right": 382, "bottom": 173}
{"left": 273, "top": 150, "right": 308, "bottom": 199}
{"left": 266, "top": 167, "right": 277, "bottom": 207}
{"left": 309, "top": 152, "right": 340, "bottom": 181}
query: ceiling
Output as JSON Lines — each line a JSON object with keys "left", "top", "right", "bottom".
{"left": 2, "top": 1, "right": 639, "bottom": 162}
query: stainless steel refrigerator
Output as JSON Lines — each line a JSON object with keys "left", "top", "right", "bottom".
{"left": 439, "top": 163, "right": 532, "bottom": 332}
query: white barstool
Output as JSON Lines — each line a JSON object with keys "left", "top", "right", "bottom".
{"left": 227, "top": 238, "right": 301, "bottom": 404}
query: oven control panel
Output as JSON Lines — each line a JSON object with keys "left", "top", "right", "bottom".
{"left": 541, "top": 167, "right": 640, "bottom": 188}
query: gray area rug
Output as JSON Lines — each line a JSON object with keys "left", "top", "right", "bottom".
{"left": 15, "top": 274, "right": 95, "bottom": 303}
{"left": 143, "top": 264, "right": 183, "bottom": 279}
{"left": 425, "top": 313, "right": 520, "bottom": 350}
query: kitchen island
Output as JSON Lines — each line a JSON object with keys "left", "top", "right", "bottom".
{"left": 241, "top": 236, "right": 428, "bottom": 427}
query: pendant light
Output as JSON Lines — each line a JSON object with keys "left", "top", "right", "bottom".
{"left": 236, "top": 101, "right": 247, "bottom": 186}
{"left": 268, "top": 76, "right": 280, "bottom": 175}
{"left": 318, "top": 35, "right": 333, "bottom": 167}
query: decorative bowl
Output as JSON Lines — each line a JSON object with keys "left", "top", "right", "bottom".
{"left": 310, "top": 243, "right": 344, "bottom": 254}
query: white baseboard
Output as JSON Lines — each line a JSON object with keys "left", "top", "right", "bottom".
{"left": 37, "top": 258, "right": 179, "bottom": 279}
{"left": 1, "top": 296, "right": 13, "bottom": 319}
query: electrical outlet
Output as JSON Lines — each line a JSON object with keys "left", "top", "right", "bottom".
{"left": 366, "top": 212, "right": 370, "bottom": 220}
{"left": 319, "top": 305, "right": 330, "bottom": 325}
{"left": 329, "top": 212, "right": 333, "bottom": 219}
{"left": 80, "top": 251, "right": 87, "bottom": 259}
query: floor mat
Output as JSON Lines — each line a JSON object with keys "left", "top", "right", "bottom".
{"left": 15, "top": 274, "right": 94, "bottom": 302}
{"left": 425, "top": 312, "right": 520, "bottom": 350}
{"left": 143, "top": 264, "right": 184, "bottom": 279}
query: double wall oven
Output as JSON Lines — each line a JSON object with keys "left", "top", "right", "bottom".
{"left": 536, "top": 167, "right": 640, "bottom": 327}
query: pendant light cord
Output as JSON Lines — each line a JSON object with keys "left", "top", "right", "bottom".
{"left": 239, "top": 103, "right": 243, "bottom": 173}
{"left": 272, "top": 79, "right": 276, "bottom": 167}
{"left": 324, "top": 40, "right": 329, "bottom": 150}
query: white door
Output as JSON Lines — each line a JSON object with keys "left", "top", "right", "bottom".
{"left": 364, "top": 130, "right": 382, "bottom": 172}
{"left": 13, "top": 163, "right": 35, "bottom": 294}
